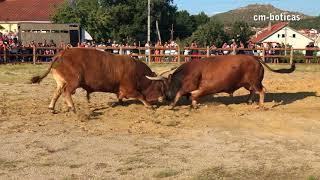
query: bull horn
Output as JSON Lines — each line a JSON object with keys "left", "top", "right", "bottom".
{"left": 159, "top": 66, "right": 178, "bottom": 76}
{"left": 145, "top": 76, "right": 165, "bottom": 81}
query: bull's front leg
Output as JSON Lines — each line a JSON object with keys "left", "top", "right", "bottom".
{"left": 170, "top": 91, "right": 183, "bottom": 109}
{"left": 190, "top": 89, "right": 204, "bottom": 109}
{"left": 118, "top": 88, "right": 152, "bottom": 108}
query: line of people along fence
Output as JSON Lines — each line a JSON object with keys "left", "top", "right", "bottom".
{"left": 0, "top": 45, "right": 320, "bottom": 64}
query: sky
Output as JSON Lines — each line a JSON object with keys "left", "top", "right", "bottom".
{"left": 174, "top": 0, "right": 320, "bottom": 16}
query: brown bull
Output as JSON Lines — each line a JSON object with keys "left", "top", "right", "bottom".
{"left": 31, "top": 48, "right": 166, "bottom": 112}
{"left": 148, "top": 55, "right": 295, "bottom": 108}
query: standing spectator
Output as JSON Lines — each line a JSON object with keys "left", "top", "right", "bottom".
{"left": 247, "top": 41, "right": 254, "bottom": 55}
{"left": 145, "top": 41, "right": 150, "bottom": 63}
{"left": 210, "top": 43, "right": 217, "bottom": 56}
{"left": 125, "top": 43, "right": 131, "bottom": 55}
{"left": 222, "top": 42, "right": 230, "bottom": 55}
{"left": 238, "top": 41, "right": 245, "bottom": 54}
{"left": 131, "top": 42, "right": 139, "bottom": 59}
{"left": 272, "top": 43, "right": 280, "bottom": 63}
{"left": 105, "top": 39, "right": 113, "bottom": 53}
{"left": 184, "top": 43, "right": 191, "bottom": 62}
{"left": 112, "top": 41, "right": 119, "bottom": 54}
{"left": 154, "top": 41, "right": 161, "bottom": 62}
{"left": 230, "top": 40, "right": 237, "bottom": 55}
{"left": 170, "top": 41, "right": 178, "bottom": 62}
{"left": 305, "top": 42, "right": 315, "bottom": 64}
{"left": 191, "top": 41, "right": 199, "bottom": 60}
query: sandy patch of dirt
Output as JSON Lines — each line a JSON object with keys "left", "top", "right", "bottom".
{"left": 0, "top": 64, "right": 320, "bottom": 179}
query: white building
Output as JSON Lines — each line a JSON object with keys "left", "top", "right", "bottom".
{"left": 0, "top": 0, "right": 65, "bottom": 35}
{"left": 251, "top": 22, "right": 314, "bottom": 49}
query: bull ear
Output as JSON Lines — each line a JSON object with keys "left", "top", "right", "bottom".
{"left": 145, "top": 76, "right": 165, "bottom": 81}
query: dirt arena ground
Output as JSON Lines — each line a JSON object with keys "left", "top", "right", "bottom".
{"left": 0, "top": 63, "right": 320, "bottom": 179}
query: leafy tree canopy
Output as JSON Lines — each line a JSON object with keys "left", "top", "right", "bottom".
{"left": 52, "top": 0, "right": 252, "bottom": 46}
{"left": 52, "top": 0, "right": 178, "bottom": 43}
{"left": 190, "top": 21, "right": 228, "bottom": 47}
{"left": 229, "top": 21, "right": 254, "bottom": 45}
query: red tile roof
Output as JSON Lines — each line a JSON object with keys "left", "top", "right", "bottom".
{"left": 251, "top": 22, "right": 289, "bottom": 43}
{"left": 0, "top": 0, "right": 64, "bottom": 22}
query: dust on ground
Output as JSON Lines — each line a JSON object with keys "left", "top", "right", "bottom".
{"left": 0, "top": 63, "right": 320, "bottom": 179}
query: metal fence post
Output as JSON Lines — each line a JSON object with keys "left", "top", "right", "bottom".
{"left": 33, "top": 46, "right": 36, "bottom": 64}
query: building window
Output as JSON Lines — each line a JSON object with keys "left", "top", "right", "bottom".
{"left": 292, "top": 34, "right": 296, "bottom": 38}
{"left": 278, "top": 34, "right": 280, "bottom": 38}
{"left": 282, "top": 34, "right": 285, "bottom": 38}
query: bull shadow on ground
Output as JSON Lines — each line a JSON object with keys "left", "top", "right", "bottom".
{"left": 87, "top": 92, "right": 318, "bottom": 114}
{"left": 194, "top": 92, "right": 319, "bottom": 107}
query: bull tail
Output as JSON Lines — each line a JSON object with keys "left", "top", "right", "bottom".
{"left": 30, "top": 54, "right": 60, "bottom": 84}
{"left": 256, "top": 57, "right": 295, "bottom": 73}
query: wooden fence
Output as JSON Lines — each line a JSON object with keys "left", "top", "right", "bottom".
{"left": 0, "top": 46, "right": 319, "bottom": 64}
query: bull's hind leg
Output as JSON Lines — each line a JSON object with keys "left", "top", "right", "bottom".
{"left": 62, "top": 83, "right": 78, "bottom": 113}
{"left": 247, "top": 90, "right": 255, "bottom": 105}
{"left": 258, "top": 88, "right": 265, "bottom": 108}
{"left": 48, "top": 84, "right": 64, "bottom": 111}
{"left": 49, "top": 71, "right": 66, "bottom": 112}
{"left": 253, "top": 83, "right": 265, "bottom": 108}
{"left": 63, "top": 91, "right": 76, "bottom": 113}
{"left": 244, "top": 84, "right": 256, "bottom": 105}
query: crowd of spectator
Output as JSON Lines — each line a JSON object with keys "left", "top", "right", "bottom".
{"left": 1, "top": 33, "right": 320, "bottom": 63}
{"left": 0, "top": 31, "right": 64, "bottom": 62}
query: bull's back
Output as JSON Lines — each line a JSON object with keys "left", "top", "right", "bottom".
{"left": 53, "top": 48, "right": 139, "bottom": 92}
{"left": 178, "top": 55, "right": 262, "bottom": 93}
{"left": 201, "top": 55, "right": 263, "bottom": 92}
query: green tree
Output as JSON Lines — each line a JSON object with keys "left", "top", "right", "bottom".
{"left": 52, "top": 0, "right": 177, "bottom": 43}
{"left": 230, "top": 21, "right": 254, "bottom": 44}
{"left": 190, "top": 21, "right": 228, "bottom": 47}
{"left": 52, "top": 0, "right": 111, "bottom": 41}
{"left": 191, "top": 12, "right": 210, "bottom": 30}
{"left": 291, "top": 15, "right": 320, "bottom": 29}
{"left": 174, "top": 10, "right": 194, "bottom": 40}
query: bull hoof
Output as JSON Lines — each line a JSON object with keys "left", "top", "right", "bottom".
{"left": 190, "top": 105, "right": 199, "bottom": 109}
{"left": 109, "top": 101, "right": 128, "bottom": 107}
{"left": 65, "top": 107, "right": 76, "bottom": 113}
{"left": 48, "top": 107, "right": 57, "bottom": 114}
{"left": 168, "top": 104, "right": 176, "bottom": 110}
{"left": 146, "top": 105, "right": 155, "bottom": 110}
{"left": 109, "top": 103, "right": 116, "bottom": 107}
{"left": 247, "top": 101, "right": 253, "bottom": 105}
